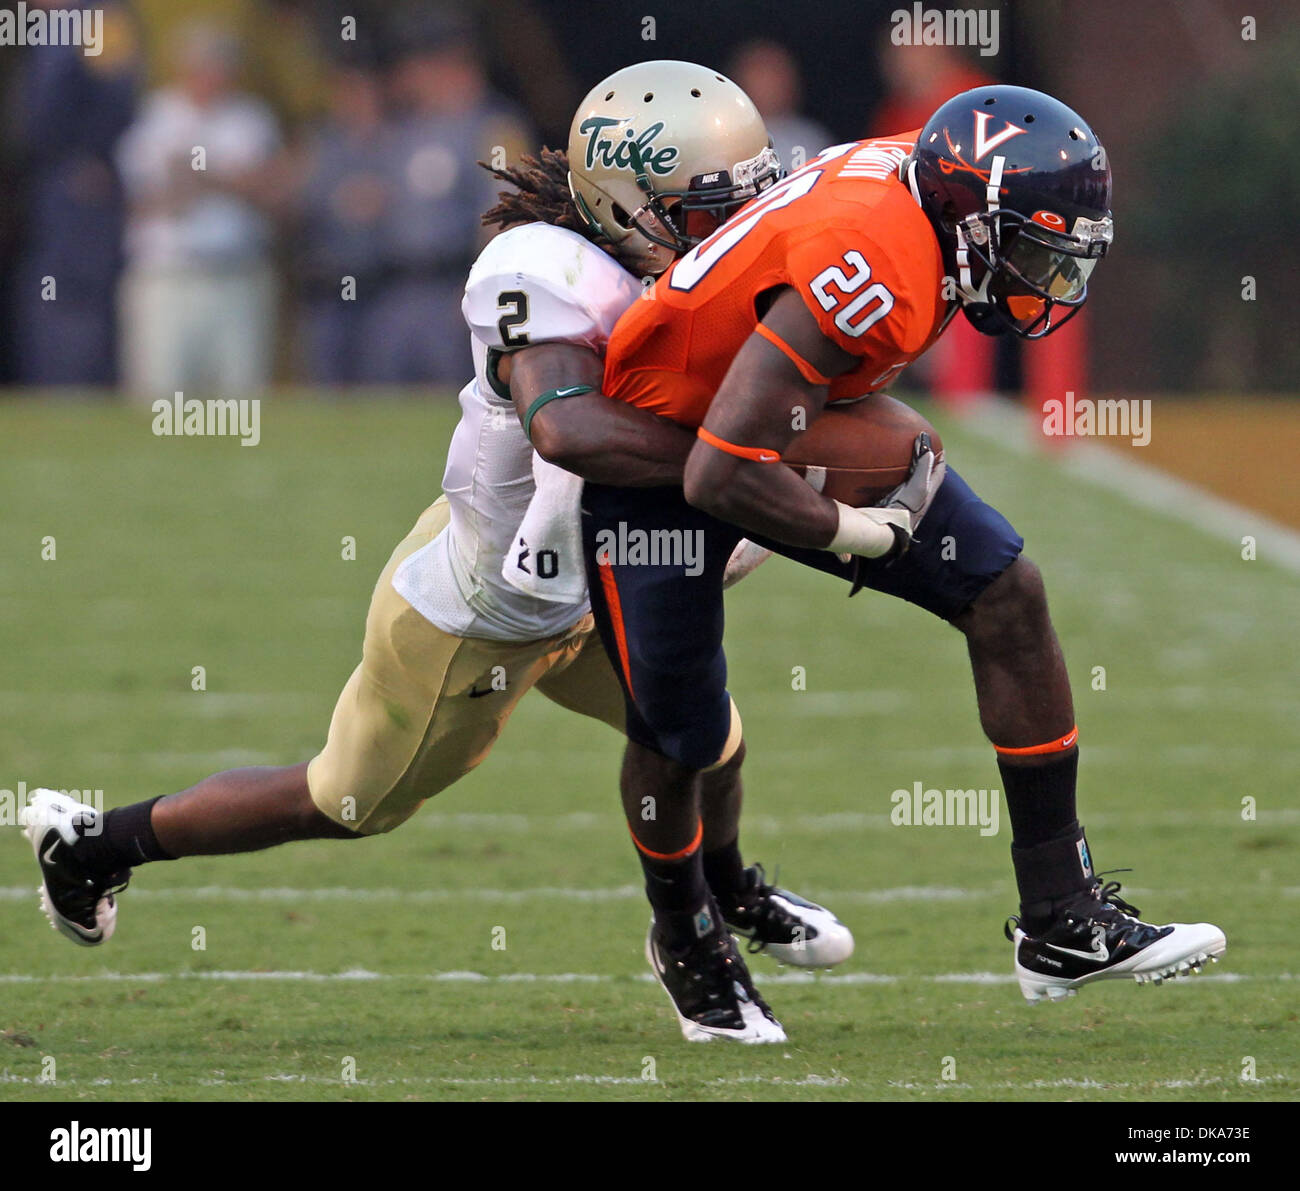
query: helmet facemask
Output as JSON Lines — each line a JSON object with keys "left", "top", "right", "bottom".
{"left": 624, "top": 141, "right": 782, "bottom": 255}
{"left": 957, "top": 206, "right": 1112, "bottom": 338}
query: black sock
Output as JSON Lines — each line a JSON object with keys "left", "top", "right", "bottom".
{"left": 74, "top": 796, "right": 174, "bottom": 872}
{"left": 702, "top": 837, "right": 746, "bottom": 906}
{"left": 638, "top": 847, "right": 712, "bottom": 950}
{"left": 998, "top": 748, "right": 1079, "bottom": 849}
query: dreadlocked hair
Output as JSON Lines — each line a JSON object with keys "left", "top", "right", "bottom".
{"left": 479, "top": 147, "right": 610, "bottom": 246}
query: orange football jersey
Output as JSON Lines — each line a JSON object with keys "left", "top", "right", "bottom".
{"left": 603, "top": 133, "right": 954, "bottom": 428}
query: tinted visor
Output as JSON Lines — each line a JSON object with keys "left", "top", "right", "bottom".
{"left": 1003, "top": 228, "right": 1099, "bottom": 303}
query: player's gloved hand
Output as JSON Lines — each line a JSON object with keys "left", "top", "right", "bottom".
{"left": 880, "top": 431, "right": 946, "bottom": 536}
{"left": 838, "top": 432, "right": 946, "bottom": 596}
{"left": 723, "top": 539, "right": 773, "bottom": 589}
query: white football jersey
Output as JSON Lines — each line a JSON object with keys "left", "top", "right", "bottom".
{"left": 392, "top": 222, "right": 642, "bottom": 641}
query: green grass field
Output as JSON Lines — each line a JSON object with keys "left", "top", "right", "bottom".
{"left": 1, "top": 396, "right": 1296, "bottom": 1102}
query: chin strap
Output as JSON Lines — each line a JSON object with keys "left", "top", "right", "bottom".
{"left": 953, "top": 153, "right": 1007, "bottom": 307}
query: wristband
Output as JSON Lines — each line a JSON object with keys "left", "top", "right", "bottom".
{"left": 696, "top": 426, "right": 782, "bottom": 463}
{"left": 522, "top": 384, "right": 595, "bottom": 442}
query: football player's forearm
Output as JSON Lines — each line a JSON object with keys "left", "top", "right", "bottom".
{"left": 683, "top": 446, "right": 838, "bottom": 548}
{"left": 530, "top": 395, "right": 693, "bottom": 486}
{"left": 505, "top": 341, "right": 689, "bottom": 484}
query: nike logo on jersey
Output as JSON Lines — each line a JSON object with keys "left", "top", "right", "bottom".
{"left": 467, "top": 686, "right": 501, "bottom": 698}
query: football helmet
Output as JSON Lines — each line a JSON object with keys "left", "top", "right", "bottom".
{"left": 568, "top": 60, "right": 781, "bottom": 275}
{"left": 906, "top": 85, "right": 1113, "bottom": 338}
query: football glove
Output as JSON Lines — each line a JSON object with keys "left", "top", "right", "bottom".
{"left": 723, "top": 538, "right": 774, "bottom": 589}
{"left": 844, "top": 432, "right": 947, "bottom": 595}
{"left": 882, "top": 431, "right": 946, "bottom": 536}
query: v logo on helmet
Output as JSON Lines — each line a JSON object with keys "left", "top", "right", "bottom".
{"left": 972, "top": 110, "right": 1027, "bottom": 161}
{"left": 579, "top": 116, "right": 680, "bottom": 176}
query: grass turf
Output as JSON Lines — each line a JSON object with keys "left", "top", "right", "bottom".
{"left": 0, "top": 396, "right": 1295, "bottom": 1101}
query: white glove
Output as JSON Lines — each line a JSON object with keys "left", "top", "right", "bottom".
{"left": 723, "top": 539, "right": 773, "bottom": 589}
{"left": 828, "top": 502, "right": 911, "bottom": 560}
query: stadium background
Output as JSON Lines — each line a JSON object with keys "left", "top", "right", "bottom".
{"left": 0, "top": 1, "right": 1296, "bottom": 1103}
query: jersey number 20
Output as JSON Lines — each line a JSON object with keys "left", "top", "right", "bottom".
{"left": 808, "top": 250, "right": 894, "bottom": 338}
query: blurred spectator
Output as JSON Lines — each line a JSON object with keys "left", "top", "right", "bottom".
{"left": 358, "top": 10, "right": 530, "bottom": 385}
{"left": 292, "top": 57, "right": 394, "bottom": 386}
{"left": 7, "top": 0, "right": 139, "bottom": 386}
{"left": 727, "top": 40, "right": 831, "bottom": 173}
{"left": 115, "top": 22, "right": 280, "bottom": 398}
{"left": 870, "top": 40, "right": 993, "bottom": 137}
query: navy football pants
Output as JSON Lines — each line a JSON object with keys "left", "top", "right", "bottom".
{"left": 581, "top": 468, "right": 1024, "bottom": 769}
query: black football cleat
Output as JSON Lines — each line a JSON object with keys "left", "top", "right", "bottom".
{"left": 19, "top": 788, "right": 131, "bottom": 946}
{"left": 1006, "top": 877, "right": 1226, "bottom": 1003}
{"left": 720, "top": 864, "right": 854, "bottom": 968}
{"left": 645, "top": 908, "right": 786, "bottom": 1043}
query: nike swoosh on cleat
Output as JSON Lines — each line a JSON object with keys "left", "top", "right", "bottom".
{"left": 1042, "top": 940, "right": 1110, "bottom": 964}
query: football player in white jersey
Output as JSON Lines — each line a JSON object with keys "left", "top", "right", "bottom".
{"left": 21, "top": 62, "right": 850, "bottom": 1044}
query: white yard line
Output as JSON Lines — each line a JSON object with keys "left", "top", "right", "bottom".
{"left": 2, "top": 878, "right": 1291, "bottom": 903}
{"left": 402, "top": 807, "right": 1297, "bottom": 832}
{"left": 2, "top": 1069, "right": 1284, "bottom": 1090}
{"left": 0, "top": 968, "right": 1274, "bottom": 986}
{"left": 0, "top": 1071, "right": 849, "bottom": 1088}
{"left": 887, "top": 1074, "right": 1290, "bottom": 1091}
{"left": 1, "top": 808, "right": 1292, "bottom": 841}
{"left": 0, "top": 883, "right": 981, "bottom": 904}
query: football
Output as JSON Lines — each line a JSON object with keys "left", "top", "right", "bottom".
{"left": 783, "top": 393, "right": 943, "bottom": 506}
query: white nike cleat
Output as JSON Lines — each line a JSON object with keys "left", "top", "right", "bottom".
{"left": 19, "top": 788, "right": 130, "bottom": 946}
{"left": 721, "top": 864, "right": 855, "bottom": 968}
{"left": 645, "top": 914, "right": 787, "bottom": 1044}
{"left": 1006, "top": 878, "right": 1226, "bottom": 1004}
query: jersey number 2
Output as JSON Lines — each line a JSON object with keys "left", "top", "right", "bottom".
{"left": 497, "top": 290, "right": 530, "bottom": 347}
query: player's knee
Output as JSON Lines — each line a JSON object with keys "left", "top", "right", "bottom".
{"left": 706, "top": 736, "right": 746, "bottom": 780}
{"left": 961, "top": 556, "right": 1049, "bottom": 641}
{"left": 631, "top": 711, "right": 728, "bottom": 771}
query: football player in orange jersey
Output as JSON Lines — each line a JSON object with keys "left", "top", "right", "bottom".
{"left": 515, "top": 85, "right": 1225, "bottom": 1041}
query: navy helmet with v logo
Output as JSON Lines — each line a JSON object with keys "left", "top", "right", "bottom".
{"left": 906, "top": 85, "right": 1113, "bottom": 338}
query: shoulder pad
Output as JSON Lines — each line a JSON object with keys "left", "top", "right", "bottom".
{"left": 462, "top": 223, "right": 643, "bottom": 353}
